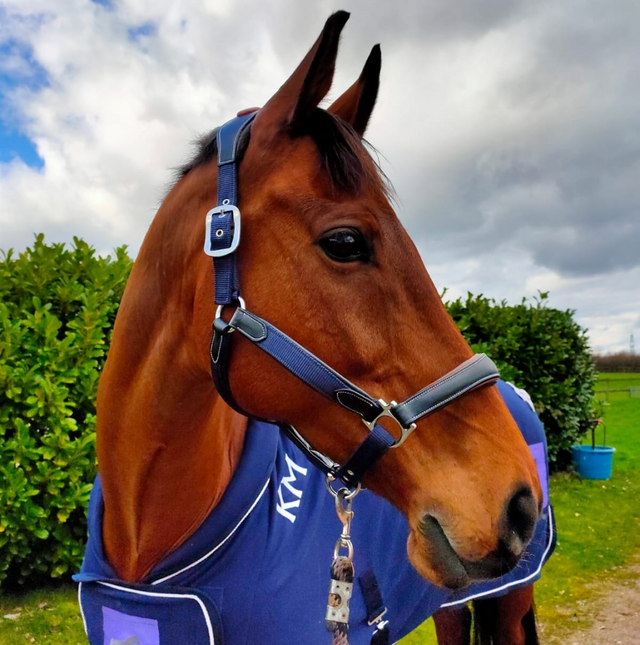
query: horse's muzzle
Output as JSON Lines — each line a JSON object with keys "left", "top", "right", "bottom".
{"left": 418, "top": 486, "right": 539, "bottom": 589}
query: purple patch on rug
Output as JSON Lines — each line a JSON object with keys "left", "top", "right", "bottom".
{"left": 102, "top": 606, "right": 159, "bottom": 645}
{"left": 528, "top": 442, "right": 548, "bottom": 508}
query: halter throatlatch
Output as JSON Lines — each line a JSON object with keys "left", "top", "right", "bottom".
{"left": 207, "top": 112, "right": 500, "bottom": 489}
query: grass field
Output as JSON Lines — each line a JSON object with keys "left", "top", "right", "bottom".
{"left": 595, "top": 371, "right": 640, "bottom": 401}
{"left": 1, "top": 379, "right": 639, "bottom": 644}
{"left": 0, "top": 585, "right": 84, "bottom": 644}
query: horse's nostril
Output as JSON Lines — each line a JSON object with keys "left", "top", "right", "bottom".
{"left": 502, "top": 486, "right": 538, "bottom": 554}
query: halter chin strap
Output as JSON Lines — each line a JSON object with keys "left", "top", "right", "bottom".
{"left": 207, "top": 114, "right": 500, "bottom": 487}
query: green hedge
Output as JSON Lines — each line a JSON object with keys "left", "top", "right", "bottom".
{"left": 445, "top": 292, "right": 596, "bottom": 470}
{"left": 0, "top": 237, "right": 594, "bottom": 586}
{"left": 0, "top": 235, "right": 131, "bottom": 586}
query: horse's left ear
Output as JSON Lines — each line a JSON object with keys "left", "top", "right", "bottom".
{"left": 252, "top": 11, "right": 350, "bottom": 140}
{"left": 327, "top": 44, "right": 381, "bottom": 137}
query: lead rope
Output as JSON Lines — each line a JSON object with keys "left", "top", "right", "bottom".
{"left": 328, "top": 554, "right": 354, "bottom": 645}
{"left": 325, "top": 484, "right": 390, "bottom": 645}
{"left": 326, "top": 485, "right": 356, "bottom": 645}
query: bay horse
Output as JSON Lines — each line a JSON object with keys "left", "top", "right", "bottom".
{"left": 76, "top": 11, "right": 552, "bottom": 645}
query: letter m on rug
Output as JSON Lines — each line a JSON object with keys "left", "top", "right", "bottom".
{"left": 276, "top": 454, "right": 308, "bottom": 523}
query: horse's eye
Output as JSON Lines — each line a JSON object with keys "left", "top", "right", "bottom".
{"left": 319, "top": 228, "right": 371, "bottom": 263}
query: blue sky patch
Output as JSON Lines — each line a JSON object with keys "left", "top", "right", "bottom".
{"left": 128, "top": 22, "right": 157, "bottom": 41}
{"left": 0, "top": 125, "right": 43, "bottom": 168}
{"left": 90, "top": 0, "right": 114, "bottom": 9}
{"left": 0, "top": 40, "right": 49, "bottom": 91}
{"left": 0, "top": 41, "right": 48, "bottom": 169}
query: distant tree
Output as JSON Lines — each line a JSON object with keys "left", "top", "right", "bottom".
{"left": 593, "top": 352, "right": 640, "bottom": 372}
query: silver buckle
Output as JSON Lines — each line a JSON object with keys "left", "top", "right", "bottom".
{"left": 367, "top": 607, "right": 388, "bottom": 626}
{"left": 362, "top": 399, "right": 416, "bottom": 448}
{"left": 326, "top": 579, "right": 353, "bottom": 624}
{"left": 204, "top": 204, "right": 241, "bottom": 257}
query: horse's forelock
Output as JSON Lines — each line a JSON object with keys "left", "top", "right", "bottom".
{"left": 173, "top": 109, "right": 388, "bottom": 198}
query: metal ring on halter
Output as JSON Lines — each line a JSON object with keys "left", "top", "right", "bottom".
{"left": 325, "top": 474, "right": 361, "bottom": 500}
{"left": 362, "top": 398, "right": 417, "bottom": 448}
{"left": 215, "top": 297, "right": 246, "bottom": 321}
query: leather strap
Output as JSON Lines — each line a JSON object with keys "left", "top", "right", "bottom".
{"left": 210, "top": 318, "right": 250, "bottom": 417}
{"left": 359, "top": 568, "right": 387, "bottom": 627}
{"left": 207, "top": 112, "right": 256, "bottom": 305}
{"left": 210, "top": 319, "right": 341, "bottom": 474}
{"left": 279, "top": 424, "right": 340, "bottom": 475}
{"left": 336, "top": 425, "right": 396, "bottom": 487}
{"left": 359, "top": 568, "right": 390, "bottom": 645}
{"left": 391, "top": 354, "right": 499, "bottom": 428}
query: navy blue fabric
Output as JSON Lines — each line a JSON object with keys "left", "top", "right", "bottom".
{"left": 337, "top": 423, "right": 397, "bottom": 487}
{"left": 79, "top": 582, "right": 224, "bottom": 645}
{"left": 358, "top": 568, "right": 387, "bottom": 624}
{"left": 76, "top": 381, "right": 555, "bottom": 645}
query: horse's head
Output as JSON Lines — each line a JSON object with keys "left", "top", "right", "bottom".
{"left": 167, "top": 12, "right": 542, "bottom": 589}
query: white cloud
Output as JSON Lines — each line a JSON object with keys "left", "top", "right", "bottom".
{"left": 0, "top": 0, "right": 637, "bottom": 352}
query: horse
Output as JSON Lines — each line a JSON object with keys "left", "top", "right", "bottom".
{"left": 75, "top": 11, "right": 553, "bottom": 645}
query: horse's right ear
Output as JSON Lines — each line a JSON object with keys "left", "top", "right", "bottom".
{"left": 328, "top": 45, "right": 381, "bottom": 137}
{"left": 252, "top": 11, "right": 349, "bottom": 140}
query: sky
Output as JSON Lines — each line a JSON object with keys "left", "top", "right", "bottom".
{"left": 1, "top": 0, "right": 638, "bottom": 354}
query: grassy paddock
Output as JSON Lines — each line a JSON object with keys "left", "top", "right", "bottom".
{"left": 595, "top": 372, "right": 640, "bottom": 384}
{"left": 594, "top": 371, "right": 640, "bottom": 401}
{"left": 1, "top": 395, "right": 638, "bottom": 644}
{"left": 0, "top": 585, "right": 85, "bottom": 644}
{"left": 534, "top": 396, "right": 640, "bottom": 639}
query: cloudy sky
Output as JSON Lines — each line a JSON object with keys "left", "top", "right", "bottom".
{"left": 1, "top": 0, "right": 638, "bottom": 353}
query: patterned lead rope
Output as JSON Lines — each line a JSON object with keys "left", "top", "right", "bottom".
{"left": 326, "top": 488, "right": 357, "bottom": 645}
{"left": 325, "top": 488, "right": 389, "bottom": 645}
{"left": 328, "top": 556, "right": 354, "bottom": 645}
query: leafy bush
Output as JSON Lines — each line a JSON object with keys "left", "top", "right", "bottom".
{"left": 0, "top": 235, "right": 132, "bottom": 586}
{"left": 445, "top": 292, "right": 596, "bottom": 470}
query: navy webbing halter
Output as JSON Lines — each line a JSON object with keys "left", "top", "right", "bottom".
{"left": 207, "top": 112, "right": 499, "bottom": 489}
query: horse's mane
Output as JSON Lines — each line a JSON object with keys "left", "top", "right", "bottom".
{"left": 175, "top": 109, "right": 389, "bottom": 196}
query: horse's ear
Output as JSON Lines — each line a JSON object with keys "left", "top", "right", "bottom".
{"left": 252, "top": 11, "right": 349, "bottom": 138}
{"left": 328, "top": 45, "right": 381, "bottom": 137}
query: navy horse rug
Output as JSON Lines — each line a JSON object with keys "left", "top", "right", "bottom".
{"left": 75, "top": 380, "right": 555, "bottom": 645}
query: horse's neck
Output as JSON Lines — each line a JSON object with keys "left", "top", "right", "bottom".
{"left": 96, "top": 243, "right": 247, "bottom": 583}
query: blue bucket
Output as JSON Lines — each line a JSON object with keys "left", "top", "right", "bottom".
{"left": 571, "top": 445, "right": 616, "bottom": 480}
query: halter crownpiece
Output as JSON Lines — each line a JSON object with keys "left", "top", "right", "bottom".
{"left": 207, "top": 113, "right": 500, "bottom": 488}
